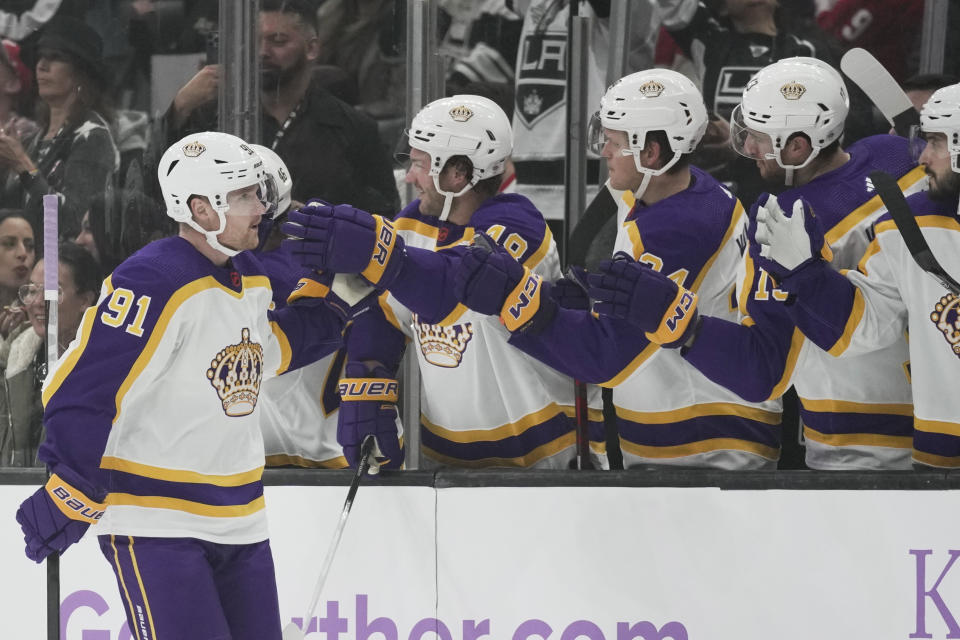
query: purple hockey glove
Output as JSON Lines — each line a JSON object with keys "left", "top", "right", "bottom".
{"left": 454, "top": 232, "right": 526, "bottom": 315}
{"left": 16, "top": 466, "right": 105, "bottom": 563}
{"left": 551, "top": 266, "right": 591, "bottom": 310}
{"left": 280, "top": 200, "right": 405, "bottom": 286}
{"left": 287, "top": 271, "right": 379, "bottom": 322}
{"left": 747, "top": 193, "right": 833, "bottom": 284}
{"left": 337, "top": 363, "right": 404, "bottom": 472}
{"left": 588, "top": 258, "right": 699, "bottom": 348}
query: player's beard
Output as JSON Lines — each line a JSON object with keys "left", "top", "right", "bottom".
{"left": 261, "top": 55, "right": 307, "bottom": 93}
{"left": 926, "top": 168, "right": 960, "bottom": 204}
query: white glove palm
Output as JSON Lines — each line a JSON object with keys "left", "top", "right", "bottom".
{"left": 755, "top": 197, "right": 814, "bottom": 272}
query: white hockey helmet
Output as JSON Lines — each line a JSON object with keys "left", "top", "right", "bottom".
{"left": 250, "top": 144, "right": 293, "bottom": 216}
{"left": 158, "top": 132, "right": 275, "bottom": 256}
{"left": 587, "top": 69, "right": 708, "bottom": 197}
{"left": 917, "top": 83, "right": 960, "bottom": 173}
{"left": 731, "top": 57, "right": 849, "bottom": 184}
{"left": 406, "top": 94, "right": 512, "bottom": 220}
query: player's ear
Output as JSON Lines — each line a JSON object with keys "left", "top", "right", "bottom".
{"left": 188, "top": 195, "right": 212, "bottom": 223}
{"left": 784, "top": 133, "right": 813, "bottom": 160}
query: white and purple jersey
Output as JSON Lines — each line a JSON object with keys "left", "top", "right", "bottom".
{"left": 40, "top": 237, "right": 344, "bottom": 544}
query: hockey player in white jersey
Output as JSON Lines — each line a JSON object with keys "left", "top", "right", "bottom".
{"left": 752, "top": 83, "right": 960, "bottom": 467}
{"left": 282, "top": 95, "right": 607, "bottom": 469}
{"left": 586, "top": 58, "right": 925, "bottom": 470}
{"left": 14, "top": 132, "right": 353, "bottom": 638}
{"left": 453, "top": 69, "right": 784, "bottom": 470}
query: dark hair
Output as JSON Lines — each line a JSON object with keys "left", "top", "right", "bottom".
{"left": 42, "top": 242, "right": 103, "bottom": 298}
{"left": 902, "top": 74, "right": 960, "bottom": 94}
{"left": 0, "top": 209, "right": 31, "bottom": 226}
{"left": 443, "top": 155, "right": 504, "bottom": 200}
{"left": 85, "top": 190, "right": 170, "bottom": 271}
{"left": 644, "top": 130, "right": 691, "bottom": 174}
{"left": 35, "top": 60, "right": 114, "bottom": 132}
{"left": 261, "top": 0, "right": 319, "bottom": 33}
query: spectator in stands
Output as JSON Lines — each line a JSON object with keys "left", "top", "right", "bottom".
{"left": 0, "top": 209, "right": 35, "bottom": 340}
{"left": 163, "top": 0, "right": 399, "bottom": 216}
{"left": 0, "top": 17, "right": 119, "bottom": 239}
{"left": 75, "top": 189, "right": 169, "bottom": 272}
{"left": 0, "top": 242, "right": 101, "bottom": 467}
{"left": 0, "top": 40, "right": 38, "bottom": 143}
{"left": 815, "top": 0, "right": 924, "bottom": 83}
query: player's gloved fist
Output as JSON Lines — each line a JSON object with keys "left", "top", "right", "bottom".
{"left": 288, "top": 271, "right": 378, "bottom": 322}
{"left": 749, "top": 194, "right": 832, "bottom": 281}
{"left": 454, "top": 232, "right": 527, "bottom": 315}
{"left": 337, "top": 362, "right": 404, "bottom": 473}
{"left": 16, "top": 466, "right": 105, "bottom": 563}
{"left": 281, "top": 201, "right": 405, "bottom": 286}
{"left": 551, "top": 266, "right": 591, "bottom": 310}
{"left": 588, "top": 258, "right": 699, "bottom": 348}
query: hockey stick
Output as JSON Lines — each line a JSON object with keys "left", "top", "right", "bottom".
{"left": 282, "top": 435, "right": 376, "bottom": 640}
{"left": 42, "top": 194, "right": 60, "bottom": 640}
{"left": 842, "top": 48, "right": 960, "bottom": 295}
{"left": 869, "top": 171, "right": 960, "bottom": 295}
{"left": 840, "top": 47, "right": 920, "bottom": 137}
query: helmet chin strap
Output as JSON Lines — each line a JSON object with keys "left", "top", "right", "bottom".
{"left": 186, "top": 209, "right": 240, "bottom": 258}
{"left": 631, "top": 151, "right": 682, "bottom": 201}
{"left": 433, "top": 176, "right": 476, "bottom": 223}
{"left": 773, "top": 147, "right": 821, "bottom": 188}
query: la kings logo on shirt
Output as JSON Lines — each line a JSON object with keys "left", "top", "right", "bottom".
{"left": 412, "top": 314, "right": 475, "bottom": 368}
{"left": 207, "top": 328, "right": 264, "bottom": 416}
{"left": 930, "top": 294, "right": 960, "bottom": 357}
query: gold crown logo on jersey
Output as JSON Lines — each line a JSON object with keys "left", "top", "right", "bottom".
{"left": 780, "top": 82, "right": 806, "bottom": 101}
{"left": 638, "top": 80, "right": 665, "bottom": 98}
{"left": 523, "top": 90, "right": 543, "bottom": 117}
{"left": 930, "top": 294, "right": 960, "bottom": 357}
{"left": 206, "top": 328, "right": 265, "bottom": 416}
{"left": 183, "top": 141, "right": 206, "bottom": 157}
{"left": 413, "top": 314, "right": 475, "bottom": 368}
{"left": 449, "top": 105, "right": 474, "bottom": 122}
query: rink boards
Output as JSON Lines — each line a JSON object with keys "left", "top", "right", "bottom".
{"left": 2, "top": 469, "right": 960, "bottom": 639}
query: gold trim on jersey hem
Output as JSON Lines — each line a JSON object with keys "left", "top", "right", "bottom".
{"left": 913, "top": 450, "right": 960, "bottom": 468}
{"left": 422, "top": 431, "right": 578, "bottom": 467}
{"left": 614, "top": 402, "right": 781, "bottom": 425}
{"left": 105, "top": 493, "right": 266, "bottom": 517}
{"left": 828, "top": 287, "right": 865, "bottom": 357}
{"left": 420, "top": 403, "right": 603, "bottom": 443}
{"left": 914, "top": 417, "right": 960, "bottom": 438}
{"left": 801, "top": 426, "right": 911, "bottom": 449}
{"left": 100, "top": 457, "right": 264, "bottom": 486}
{"left": 618, "top": 437, "right": 780, "bottom": 460}
{"left": 798, "top": 398, "right": 913, "bottom": 415}
{"left": 265, "top": 453, "right": 349, "bottom": 469}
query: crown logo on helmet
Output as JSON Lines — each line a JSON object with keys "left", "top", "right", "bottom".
{"left": 638, "top": 80, "right": 665, "bottom": 98}
{"left": 206, "top": 328, "right": 264, "bottom": 416}
{"left": 449, "top": 105, "right": 474, "bottom": 122}
{"left": 183, "top": 141, "right": 206, "bottom": 157}
{"left": 413, "top": 315, "right": 475, "bottom": 368}
{"left": 780, "top": 82, "right": 806, "bottom": 100}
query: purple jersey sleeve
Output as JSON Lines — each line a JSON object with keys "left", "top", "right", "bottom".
{"left": 387, "top": 194, "right": 555, "bottom": 324}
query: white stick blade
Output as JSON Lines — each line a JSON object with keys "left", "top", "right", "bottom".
{"left": 840, "top": 47, "right": 913, "bottom": 124}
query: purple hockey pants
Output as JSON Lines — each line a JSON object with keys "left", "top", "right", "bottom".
{"left": 98, "top": 535, "right": 282, "bottom": 640}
